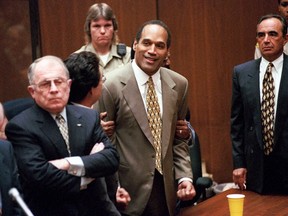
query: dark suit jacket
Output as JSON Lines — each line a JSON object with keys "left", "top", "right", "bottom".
{"left": 231, "top": 54, "right": 288, "bottom": 194}
{"left": 5, "top": 104, "right": 120, "bottom": 216}
{"left": 97, "top": 63, "right": 193, "bottom": 215}
{"left": 0, "top": 139, "right": 23, "bottom": 216}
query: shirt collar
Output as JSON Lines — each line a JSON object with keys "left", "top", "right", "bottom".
{"left": 51, "top": 107, "right": 67, "bottom": 122}
{"left": 132, "top": 60, "right": 161, "bottom": 86}
{"left": 261, "top": 54, "right": 284, "bottom": 73}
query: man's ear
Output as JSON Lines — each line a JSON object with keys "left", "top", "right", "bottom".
{"left": 27, "top": 86, "right": 35, "bottom": 98}
{"left": 284, "top": 34, "right": 288, "bottom": 46}
{"left": 133, "top": 40, "right": 137, "bottom": 51}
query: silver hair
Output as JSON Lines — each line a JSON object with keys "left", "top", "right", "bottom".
{"left": 27, "top": 55, "right": 69, "bottom": 85}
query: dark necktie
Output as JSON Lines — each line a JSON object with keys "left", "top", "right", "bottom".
{"left": 146, "top": 76, "right": 163, "bottom": 174}
{"left": 261, "top": 63, "right": 275, "bottom": 155}
{"left": 56, "top": 114, "right": 71, "bottom": 156}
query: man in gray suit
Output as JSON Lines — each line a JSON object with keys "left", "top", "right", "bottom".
{"left": 5, "top": 55, "right": 120, "bottom": 215}
{"left": 97, "top": 20, "right": 195, "bottom": 216}
{"left": 231, "top": 14, "right": 288, "bottom": 194}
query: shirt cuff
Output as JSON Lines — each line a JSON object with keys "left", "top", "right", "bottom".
{"left": 80, "top": 177, "right": 94, "bottom": 190}
{"left": 178, "top": 177, "right": 193, "bottom": 184}
{"left": 65, "top": 156, "right": 85, "bottom": 176}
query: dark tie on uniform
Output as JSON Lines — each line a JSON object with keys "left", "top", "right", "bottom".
{"left": 146, "top": 76, "right": 163, "bottom": 174}
{"left": 261, "top": 62, "right": 275, "bottom": 155}
{"left": 55, "top": 114, "right": 71, "bottom": 156}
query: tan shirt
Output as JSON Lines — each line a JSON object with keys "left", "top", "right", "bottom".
{"left": 75, "top": 43, "right": 131, "bottom": 74}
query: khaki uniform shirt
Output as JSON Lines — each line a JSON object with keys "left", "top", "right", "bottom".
{"left": 75, "top": 43, "right": 131, "bottom": 74}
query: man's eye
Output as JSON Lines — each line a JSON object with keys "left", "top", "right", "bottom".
{"left": 269, "top": 32, "right": 278, "bottom": 37}
{"left": 54, "top": 80, "right": 63, "bottom": 85}
{"left": 156, "top": 44, "right": 165, "bottom": 49}
{"left": 39, "top": 82, "right": 50, "bottom": 88}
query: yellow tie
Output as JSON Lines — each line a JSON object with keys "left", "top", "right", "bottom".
{"left": 146, "top": 76, "right": 162, "bottom": 174}
{"left": 261, "top": 63, "right": 275, "bottom": 155}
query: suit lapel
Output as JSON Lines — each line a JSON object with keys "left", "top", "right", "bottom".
{"left": 246, "top": 59, "right": 263, "bottom": 147}
{"left": 121, "top": 69, "right": 153, "bottom": 144}
{"left": 34, "top": 105, "right": 70, "bottom": 157}
{"left": 66, "top": 106, "right": 86, "bottom": 156}
{"left": 122, "top": 67, "right": 179, "bottom": 157}
{"left": 161, "top": 70, "right": 178, "bottom": 157}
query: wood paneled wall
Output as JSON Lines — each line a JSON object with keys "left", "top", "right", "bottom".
{"left": 1, "top": 0, "right": 277, "bottom": 183}
{"left": 38, "top": 0, "right": 157, "bottom": 59}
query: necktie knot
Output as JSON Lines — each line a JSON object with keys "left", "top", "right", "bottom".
{"left": 266, "top": 62, "right": 273, "bottom": 74}
{"left": 56, "top": 114, "right": 65, "bottom": 124}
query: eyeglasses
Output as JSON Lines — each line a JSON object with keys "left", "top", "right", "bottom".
{"left": 281, "top": 2, "right": 288, "bottom": 7}
{"left": 32, "top": 78, "right": 69, "bottom": 91}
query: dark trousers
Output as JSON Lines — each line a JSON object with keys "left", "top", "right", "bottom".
{"left": 263, "top": 154, "right": 288, "bottom": 194}
{"left": 142, "top": 169, "right": 170, "bottom": 216}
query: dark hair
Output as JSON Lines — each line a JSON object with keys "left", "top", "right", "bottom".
{"left": 257, "top": 14, "right": 287, "bottom": 37}
{"left": 135, "top": 20, "right": 172, "bottom": 48}
{"left": 84, "top": 3, "right": 118, "bottom": 43}
{"left": 64, "top": 51, "right": 100, "bottom": 103}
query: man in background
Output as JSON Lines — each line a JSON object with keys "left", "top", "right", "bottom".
{"left": 64, "top": 51, "right": 131, "bottom": 210}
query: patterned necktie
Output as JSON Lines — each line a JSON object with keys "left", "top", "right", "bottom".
{"left": 146, "top": 76, "right": 163, "bottom": 174}
{"left": 56, "top": 114, "right": 71, "bottom": 156}
{"left": 261, "top": 63, "right": 275, "bottom": 155}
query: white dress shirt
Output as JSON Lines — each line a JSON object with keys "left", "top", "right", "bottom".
{"left": 260, "top": 54, "right": 283, "bottom": 121}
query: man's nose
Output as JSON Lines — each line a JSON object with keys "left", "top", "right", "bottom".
{"left": 49, "top": 80, "right": 58, "bottom": 91}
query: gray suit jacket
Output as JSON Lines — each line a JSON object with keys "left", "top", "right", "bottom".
{"left": 97, "top": 63, "right": 193, "bottom": 215}
{"left": 231, "top": 54, "right": 288, "bottom": 193}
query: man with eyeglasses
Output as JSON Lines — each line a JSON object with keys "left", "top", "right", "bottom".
{"left": 5, "top": 55, "right": 120, "bottom": 216}
{"left": 255, "top": 0, "right": 288, "bottom": 58}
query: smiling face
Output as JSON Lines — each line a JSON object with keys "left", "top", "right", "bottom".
{"left": 133, "top": 24, "right": 169, "bottom": 76}
{"left": 256, "top": 17, "right": 287, "bottom": 62}
{"left": 28, "top": 57, "right": 71, "bottom": 114}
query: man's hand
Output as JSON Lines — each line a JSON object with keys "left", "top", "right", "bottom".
{"left": 116, "top": 187, "right": 131, "bottom": 210}
{"left": 175, "top": 120, "right": 190, "bottom": 139}
{"left": 49, "top": 158, "right": 70, "bottom": 170}
{"left": 100, "top": 112, "right": 115, "bottom": 137}
{"left": 177, "top": 180, "right": 196, "bottom": 201}
{"left": 232, "top": 168, "right": 247, "bottom": 190}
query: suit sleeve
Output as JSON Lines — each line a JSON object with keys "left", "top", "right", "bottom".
{"left": 173, "top": 78, "right": 193, "bottom": 180}
{"left": 80, "top": 111, "right": 119, "bottom": 177}
{"left": 231, "top": 67, "right": 246, "bottom": 169}
{"left": 5, "top": 121, "right": 84, "bottom": 194}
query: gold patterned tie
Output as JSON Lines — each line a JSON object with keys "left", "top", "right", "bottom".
{"left": 146, "top": 76, "right": 163, "bottom": 174}
{"left": 261, "top": 63, "right": 275, "bottom": 155}
{"left": 56, "top": 114, "right": 71, "bottom": 156}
